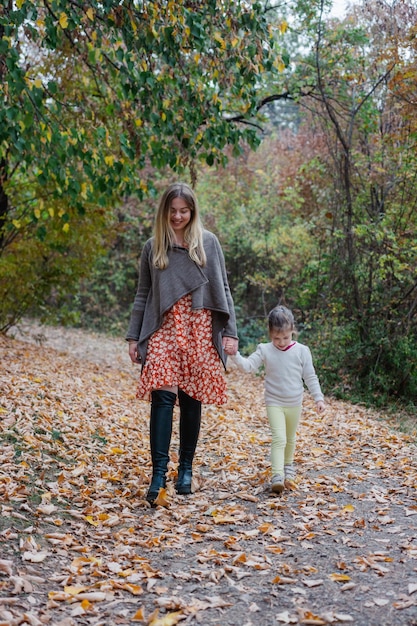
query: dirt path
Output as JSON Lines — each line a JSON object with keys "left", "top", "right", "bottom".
{"left": 1, "top": 322, "right": 417, "bottom": 626}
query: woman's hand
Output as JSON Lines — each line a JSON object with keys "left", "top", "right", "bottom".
{"left": 223, "top": 337, "right": 238, "bottom": 356}
{"left": 128, "top": 341, "right": 140, "bottom": 364}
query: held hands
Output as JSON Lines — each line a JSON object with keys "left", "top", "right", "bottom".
{"left": 223, "top": 337, "right": 238, "bottom": 356}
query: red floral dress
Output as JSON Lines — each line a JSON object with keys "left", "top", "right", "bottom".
{"left": 137, "top": 294, "right": 227, "bottom": 405}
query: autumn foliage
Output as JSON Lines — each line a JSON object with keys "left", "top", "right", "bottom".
{"left": 1, "top": 324, "right": 417, "bottom": 624}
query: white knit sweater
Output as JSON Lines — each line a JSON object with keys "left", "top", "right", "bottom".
{"left": 231, "top": 341, "right": 324, "bottom": 407}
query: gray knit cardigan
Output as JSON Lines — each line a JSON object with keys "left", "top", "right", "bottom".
{"left": 126, "top": 230, "right": 238, "bottom": 367}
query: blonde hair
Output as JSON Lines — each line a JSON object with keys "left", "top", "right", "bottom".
{"left": 152, "top": 182, "right": 207, "bottom": 269}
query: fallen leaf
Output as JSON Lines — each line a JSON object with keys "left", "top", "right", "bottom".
{"left": 329, "top": 573, "right": 351, "bottom": 582}
{"left": 408, "top": 582, "right": 417, "bottom": 595}
{"left": 148, "top": 610, "right": 185, "bottom": 625}
{"left": 0, "top": 559, "right": 13, "bottom": 576}
{"left": 22, "top": 551, "right": 48, "bottom": 563}
{"left": 302, "top": 579, "right": 324, "bottom": 588}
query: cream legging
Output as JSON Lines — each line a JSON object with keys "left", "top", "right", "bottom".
{"left": 266, "top": 405, "right": 302, "bottom": 475}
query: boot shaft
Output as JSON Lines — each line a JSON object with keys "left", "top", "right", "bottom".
{"left": 150, "top": 389, "right": 177, "bottom": 470}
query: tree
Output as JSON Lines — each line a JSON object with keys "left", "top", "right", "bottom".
{"left": 0, "top": 0, "right": 284, "bottom": 330}
{"left": 285, "top": 0, "right": 417, "bottom": 401}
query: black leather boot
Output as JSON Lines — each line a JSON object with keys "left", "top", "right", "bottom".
{"left": 146, "top": 389, "right": 176, "bottom": 505}
{"left": 176, "top": 389, "right": 201, "bottom": 495}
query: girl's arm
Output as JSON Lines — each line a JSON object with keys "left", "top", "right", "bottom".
{"left": 301, "top": 346, "right": 324, "bottom": 404}
{"left": 230, "top": 345, "right": 264, "bottom": 374}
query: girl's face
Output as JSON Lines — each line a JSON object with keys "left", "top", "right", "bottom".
{"left": 169, "top": 197, "right": 192, "bottom": 238}
{"left": 270, "top": 327, "right": 294, "bottom": 351}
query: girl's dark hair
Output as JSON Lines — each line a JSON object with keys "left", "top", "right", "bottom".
{"left": 268, "top": 305, "right": 295, "bottom": 332}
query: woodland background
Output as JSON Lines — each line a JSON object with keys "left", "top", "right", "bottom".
{"left": 1, "top": 0, "right": 416, "bottom": 419}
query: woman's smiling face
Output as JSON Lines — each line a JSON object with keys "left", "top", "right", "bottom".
{"left": 170, "top": 197, "right": 191, "bottom": 239}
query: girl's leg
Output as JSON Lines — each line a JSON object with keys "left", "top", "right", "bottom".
{"left": 266, "top": 406, "right": 287, "bottom": 476}
{"left": 283, "top": 406, "right": 302, "bottom": 465}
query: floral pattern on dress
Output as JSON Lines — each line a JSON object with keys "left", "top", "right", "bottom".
{"left": 137, "top": 293, "right": 227, "bottom": 405}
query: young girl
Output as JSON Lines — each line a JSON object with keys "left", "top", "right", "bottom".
{"left": 126, "top": 182, "right": 238, "bottom": 505}
{"left": 227, "top": 305, "right": 325, "bottom": 494}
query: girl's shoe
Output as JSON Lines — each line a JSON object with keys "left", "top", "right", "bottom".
{"left": 284, "top": 464, "right": 297, "bottom": 488}
{"left": 271, "top": 474, "right": 285, "bottom": 493}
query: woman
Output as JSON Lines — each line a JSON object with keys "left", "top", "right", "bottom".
{"left": 126, "top": 182, "right": 238, "bottom": 505}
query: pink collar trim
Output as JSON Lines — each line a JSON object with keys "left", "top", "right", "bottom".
{"left": 281, "top": 341, "right": 296, "bottom": 352}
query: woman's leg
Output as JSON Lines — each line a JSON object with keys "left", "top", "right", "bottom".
{"left": 176, "top": 388, "right": 202, "bottom": 494}
{"left": 147, "top": 389, "right": 177, "bottom": 505}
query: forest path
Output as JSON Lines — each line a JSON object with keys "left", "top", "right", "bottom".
{"left": 0, "top": 321, "right": 416, "bottom": 626}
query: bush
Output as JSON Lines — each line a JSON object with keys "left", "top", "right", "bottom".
{"left": 304, "top": 317, "right": 417, "bottom": 409}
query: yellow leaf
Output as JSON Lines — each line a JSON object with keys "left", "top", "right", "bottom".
{"left": 266, "top": 545, "right": 284, "bottom": 554}
{"left": 213, "top": 32, "right": 226, "bottom": 50}
{"left": 233, "top": 552, "right": 247, "bottom": 564}
{"left": 342, "top": 504, "right": 355, "bottom": 512}
{"left": 59, "top": 12, "right": 69, "bottom": 29}
{"left": 71, "top": 556, "right": 102, "bottom": 568}
{"left": 62, "top": 223, "right": 70, "bottom": 233}
{"left": 135, "top": 118, "right": 143, "bottom": 127}
{"left": 85, "top": 516, "right": 99, "bottom": 526}
{"left": 104, "top": 155, "right": 115, "bottom": 166}
{"left": 132, "top": 606, "right": 146, "bottom": 621}
{"left": 110, "top": 447, "right": 125, "bottom": 454}
{"left": 272, "top": 575, "right": 297, "bottom": 584}
{"left": 149, "top": 611, "right": 184, "bottom": 626}
{"left": 34, "top": 78, "right": 42, "bottom": 89}
{"left": 64, "top": 585, "right": 88, "bottom": 596}
{"left": 212, "top": 514, "right": 236, "bottom": 524}
{"left": 86, "top": 8, "right": 94, "bottom": 20}
{"left": 154, "top": 487, "right": 170, "bottom": 508}
{"left": 279, "top": 20, "right": 288, "bottom": 34}
{"left": 311, "top": 447, "right": 327, "bottom": 457}
{"left": 16, "top": 0, "right": 25, "bottom": 7}
{"left": 12, "top": 219, "right": 21, "bottom": 229}
{"left": 299, "top": 613, "right": 326, "bottom": 625}
{"left": 330, "top": 573, "right": 351, "bottom": 582}
{"left": 122, "top": 583, "right": 143, "bottom": 595}
{"left": 259, "top": 522, "right": 274, "bottom": 533}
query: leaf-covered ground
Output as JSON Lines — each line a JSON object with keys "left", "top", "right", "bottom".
{"left": 1, "top": 322, "right": 417, "bottom": 626}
